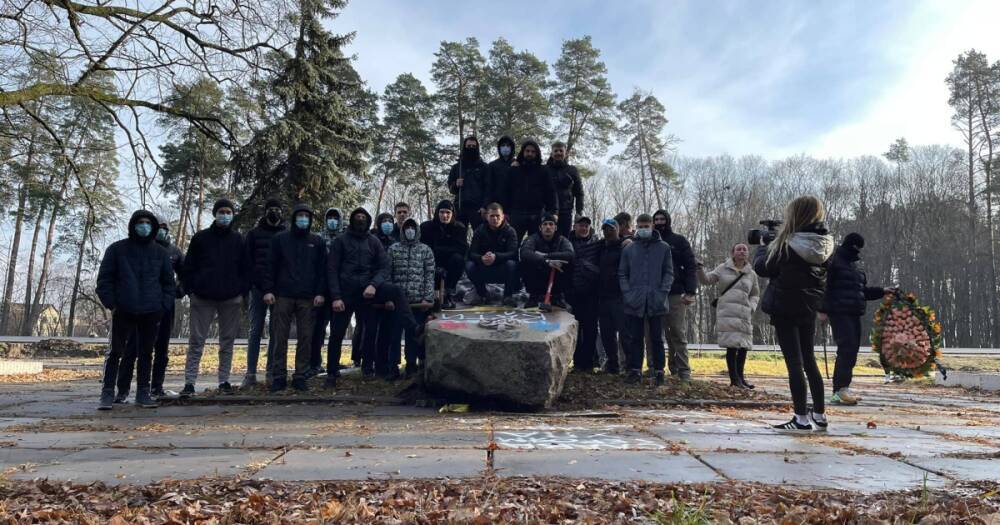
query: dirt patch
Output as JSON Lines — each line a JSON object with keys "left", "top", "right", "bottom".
{"left": 0, "top": 369, "right": 100, "bottom": 384}
{"left": 554, "top": 372, "right": 780, "bottom": 410}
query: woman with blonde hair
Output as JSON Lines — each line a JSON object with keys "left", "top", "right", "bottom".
{"left": 753, "top": 196, "right": 834, "bottom": 431}
{"left": 699, "top": 243, "right": 761, "bottom": 389}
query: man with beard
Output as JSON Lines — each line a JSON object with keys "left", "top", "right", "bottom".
{"left": 504, "top": 140, "right": 558, "bottom": 243}
{"left": 488, "top": 135, "right": 516, "bottom": 209}
{"left": 653, "top": 210, "right": 697, "bottom": 382}
{"left": 419, "top": 200, "right": 469, "bottom": 310}
{"left": 241, "top": 198, "right": 286, "bottom": 388}
{"left": 447, "top": 136, "right": 490, "bottom": 231}
{"left": 547, "top": 142, "right": 584, "bottom": 238}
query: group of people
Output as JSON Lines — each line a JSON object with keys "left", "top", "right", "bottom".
{"left": 96, "top": 138, "right": 888, "bottom": 433}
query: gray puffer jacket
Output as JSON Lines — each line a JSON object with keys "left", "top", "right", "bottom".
{"left": 388, "top": 218, "right": 436, "bottom": 304}
{"left": 618, "top": 230, "right": 674, "bottom": 317}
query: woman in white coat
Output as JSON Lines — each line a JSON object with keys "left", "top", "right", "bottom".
{"left": 698, "top": 243, "right": 761, "bottom": 389}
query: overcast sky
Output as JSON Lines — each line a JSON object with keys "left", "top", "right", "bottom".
{"left": 334, "top": 0, "right": 1000, "bottom": 159}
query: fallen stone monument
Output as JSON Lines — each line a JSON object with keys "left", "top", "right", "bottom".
{"left": 424, "top": 307, "right": 577, "bottom": 410}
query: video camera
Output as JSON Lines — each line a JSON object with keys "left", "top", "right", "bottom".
{"left": 747, "top": 220, "right": 783, "bottom": 246}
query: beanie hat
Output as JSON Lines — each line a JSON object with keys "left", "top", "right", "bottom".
{"left": 213, "top": 198, "right": 236, "bottom": 216}
{"left": 436, "top": 199, "right": 455, "bottom": 212}
{"left": 264, "top": 197, "right": 282, "bottom": 210}
{"left": 541, "top": 213, "right": 558, "bottom": 225}
{"left": 843, "top": 232, "right": 865, "bottom": 250}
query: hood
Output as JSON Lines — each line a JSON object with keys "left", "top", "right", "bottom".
{"left": 516, "top": 139, "right": 543, "bottom": 167}
{"left": 836, "top": 244, "right": 861, "bottom": 263}
{"left": 460, "top": 135, "right": 481, "bottom": 164}
{"left": 290, "top": 203, "right": 315, "bottom": 232}
{"left": 653, "top": 209, "right": 672, "bottom": 235}
{"left": 348, "top": 207, "right": 373, "bottom": 236}
{"left": 375, "top": 212, "right": 394, "bottom": 227}
{"left": 789, "top": 232, "right": 835, "bottom": 265}
{"left": 433, "top": 200, "right": 455, "bottom": 225}
{"left": 400, "top": 218, "right": 421, "bottom": 243}
{"left": 497, "top": 135, "right": 515, "bottom": 160}
{"left": 127, "top": 209, "right": 160, "bottom": 243}
{"left": 256, "top": 210, "right": 286, "bottom": 230}
{"left": 324, "top": 207, "right": 343, "bottom": 233}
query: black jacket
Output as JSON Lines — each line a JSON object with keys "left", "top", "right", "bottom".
{"left": 182, "top": 220, "right": 249, "bottom": 300}
{"left": 96, "top": 210, "right": 176, "bottom": 315}
{"left": 264, "top": 204, "right": 327, "bottom": 299}
{"left": 504, "top": 140, "right": 558, "bottom": 216}
{"left": 656, "top": 222, "right": 698, "bottom": 296}
{"left": 754, "top": 223, "right": 835, "bottom": 324}
{"left": 157, "top": 237, "right": 186, "bottom": 298}
{"left": 488, "top": 135, "right": 516, "bottom": 207}
{"left": 547, "top": 159, "right": 584, "bottom": 214}
{"left": 327, "top": 208, "right": 389, "bottom": 301}
{"left": 468, "top": 221, "right": 519, "bottom": 264}
{"left": 520, "top": 232, "right": 575, "bottom": 265}
{"left": 245, "top": 215, "right": 287, "bottom": 289}
{"left": 597, "top": 238, "right": 626, "bottom": 300}
{"left": 420, "top": 202, "right": 469, "bottom": 266}
{"left": 371, "top": 212, "right": 398, "bottom": 251}
{"left": 447, "top": 141, "right": 491, "bottom": 211}
{"left": 822, "top": 245, "right": 884, "bottom": 316}
{"left": 568, "top": 229, "right": 601, "bottom": 293}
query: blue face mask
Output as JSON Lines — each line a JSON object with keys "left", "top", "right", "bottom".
{"left": 326, "top": 218, "right": 339, "bottom": 231}
{"left": 636, "top": 228, "right": 653, "bottom": 240}
{"left": 215, "top": 213, "right": 233, "bottom": 227}
{"left": 295, "top": 216, "right": 310, "bottom": 230}
{"left": 499, "top": 145, "right": 512, "bottom": 157}
{"left": 381, "top": 222, "right": 394, "bottom": 235}
{"left": 134, "top": 223, "right": 153, "bottom": 238}
{"left": 156, "top": 229, "right": 168, "bottom": 242}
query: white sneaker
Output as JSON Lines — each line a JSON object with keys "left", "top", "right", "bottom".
{"left": 883, "top": 374, "right": 893, "bottom": 384}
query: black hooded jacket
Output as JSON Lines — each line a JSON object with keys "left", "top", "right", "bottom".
{"left": 488, "top": 135, "right": 516, "bottom": 206}
{"left": 468, "top": 219, "right": 519, "bottom": 264}
{"left": 245, "top": 213, "right": 287, "bottom": 289}
{"left": 156, "top": 232, "right": 185, "bottom": 299}
{"left": 96, "top": 210, "right": 176, "bottom": 315}
{"left": 547, "top": 158, "right": 584, "bottom": 214}
{"left": 327, "top": 207, "right": 389, "bottom": 301}
{"left": 568, "top": 228, "right": 601, "bottom": 293}
{"left": 822, "top": 245, "right": 885, "bottom": 316}
{"left": 597, "top": 238, "right": 626, "bottom": 300}
{"left": 504, "top": 139, "right": 558, "bottom": 216}
{"left": 447, "top": 136, "right": 491, "bottom": 211}
{"left": 264, "top": 204, "right": 327, "bottom": 299}
{"left": 419, "top": 200, "right": 470, "bottom": 266}
{"left": 182, "top": 216, "right": 249, "bottom": 300}
{"left": 754, "top": 222, "right": 835, "bottom": 324}
{"left": 520, "top": 232, "right": 575, "bottom": 265}
{"left": 653, "top": 210, "right": 698, "bottom": 296}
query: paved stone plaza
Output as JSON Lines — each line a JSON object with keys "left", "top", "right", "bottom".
{"left": 0, "top": 374, "right": 996, "bottom": 492}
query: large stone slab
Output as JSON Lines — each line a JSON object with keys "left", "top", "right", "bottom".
{"left": 257, "top": 448, "right": 486, "bottom": 480}
{"left": 495, "top": 450, "right": 720, "bottom": 483}
{"left": 424, "top": 308, "right": 577, "bottom": 410}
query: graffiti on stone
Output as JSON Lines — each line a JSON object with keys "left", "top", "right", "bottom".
{"left": 440, "top": 310, "right": 548, "bottom": 323}
{"left": 495, "top": 430, "right": 666, "bottom": 451}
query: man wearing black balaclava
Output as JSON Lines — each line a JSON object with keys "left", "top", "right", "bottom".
{"left": 447, "top": 136, "right": 490, "bottom": 231}
{"left": 504, "top": 139, "right": 558, "bottom": 243}
{"left": 241, "top": 198, "right": 286, "bottom": 388}
{"left": 653, "top": 209, "right": 697, "bottom": 382}
{"left": 488, "top": 135, "right": 516, "bottom": 209}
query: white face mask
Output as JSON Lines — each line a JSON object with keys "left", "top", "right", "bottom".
{"left": 404, "top": 229, "right": 417, "bottom": 241}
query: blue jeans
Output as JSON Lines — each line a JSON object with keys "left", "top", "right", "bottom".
{"left": 246, "top": 287, "right": 274, "bottom": 378}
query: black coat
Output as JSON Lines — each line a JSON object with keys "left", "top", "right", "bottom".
{"left": 245, "top": 216, "right": 287, "bottom": 289}
{"left": 659, "top": 227, "right": 698, "bottom": 296}
{"left": 488, "top": 138, "right": 516, "bottom": 208}
{"left": 327, "top": 208, "right": 389, "bottom": 301}
{"left": 547, "top": 160, "right": 584, "bottom": 214}
{"left": 182, "top": 222, "right": 249, "bottom": 300}
{"left": 468, "top": 221, "right": 519, "bottom": 264}
{"left": 568, "top": 230, "right": 601, "bottom": 293}
{"left": 447, "top": 158, "right": 491, "bottom": 211}
{"left": 264, "top": 205, "right": 327, "bottom": 299}
{"left": 754, "top": 223, "right": 835, "bottom": 324}
{"left": 597, "top": 238, "right": 626, "bottom": 300}
{"left": 520, "top": 232, "right": 575, "bottom": 265}
{"left": 504, "top": 140, "right": 558, "bottom": 216}
{"left": 822, "top": 246, "right": 885, "bottom": 316}
{"left": 96, "top": 210, "right": 176, "bottom": 315}
{"left": 371, "top": 212, "right": 398, "bottom": 251}
{"left": 420, "top": 209, "right": 469, "bottom": 266}
{"left": 156, "top": 237, "right": 186, "bottom": 298}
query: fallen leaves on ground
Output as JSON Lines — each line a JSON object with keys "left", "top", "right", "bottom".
{"left": 555, "top": 371, "right": 780, "bottom": 409}
{"left": 0, "top": 477, "right": 996, "bottom": 524}
{"left": 0, "top": 368, "right": 100, "bottom": 383}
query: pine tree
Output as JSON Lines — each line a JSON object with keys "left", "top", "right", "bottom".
{"left": 479, "top": 38, "right": 551, "bottom": 149}
{"left": 550, "top": 36, "right": 617, "bottom": 160}
{"left": 431, "top": 38, "right": 486, "bottom": 148}
{"left": 615, "top": 89, "right": 677, "bottom": 210}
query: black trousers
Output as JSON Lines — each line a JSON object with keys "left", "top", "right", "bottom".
{"left": 598, "top": 297, "right": 626, "bottom": 370}
{"left": 104, "top": 310, "right": 160, "bottom": 394}
{"left": 830, "top": 314, "right": 862, "bottom": 393}
{"left": 435, "top": 253, "right": 466, "bottom": 292}
{"left": 569, "top": 292, "right": 599, "bottom": 369}
{"left": 456, "top": 205, "right": 483, "bottom": 232}
{"left": 519, "top": 260, "right": 569, "bottom": 299}
{"left": 556, "top": 209, "right": 573, "bottom": 239}
{"left": 329, "top": 283, "right": 415, "bottom": 375}
{"left": 774, "top": 320, "right": 825, "bottom": 415}
{"left": 117, "top": 306, "right": 173, "bottom": 394}
{"left": 624, "top": 314, "right": 664, "bottom": 372}
{"left": 466, "top": 259, "right": 520, "bottom": 297}
{"left": 509, "top": 212, "right": 540, "bottom": 244}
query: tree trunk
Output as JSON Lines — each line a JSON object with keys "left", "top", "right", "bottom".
{"left": 67, "top": 206, "right": 94, "bottom": 336}
{"left": 375, "top": 137, "right": 400, "bottom": 215}
{"left": 0, "top": 182, "right": 28, "bottom": 335}
{"left": 973, "top": 73, "right": 999, "bottom": 346}
{"left": 28, "top": 169, "right": 71, "bottom": 331}
{"left": 176, "top": 171, "right": 193, "bottom": 249}
{"left": 422, "top": 160, "right": 433, "bottom": 219}
{"left": 195, "top": 162, "right": 205, "bottom": 232}
{"left": 20, "top": 205, "right": 45, "bottom": 336}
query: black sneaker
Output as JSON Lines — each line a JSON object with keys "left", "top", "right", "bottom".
{"left": 384, "top": 367, "right": 401, "bottom": 382}
{"left": 442, "top": 297, "right": 456, "bottom": 310}
{"left": 291, "top": 377, "right": 309, "bottom": 392}
{"left": 98, "top": 391, "right": 114, "bottom": 411}
{"left": 502, "top": 296, "right": 518, "bottom": 308}
{"left": 323, "top": 375, "right": 338, "bottom": 390}
{"left": 150, "top": 387, "right": 166, "bottom": 398}
{"left": 270, "top": 378, "right": 288, "bottom": 393}
{"left": 773, "top": 418, "right": 812, "bottom": 431}
{"left": 654, "top": 371, "right": 665, "bottom": 386}
{"left": 809, "top": 411, "right": 828, "bottom": 431}
{"left": 626, "top": 370, "right": 642, "bottom": 384}
{"left": 114, "top": 391, "right": 129, "bottom": 404}
{"left": 135, "top": 390, "right": 159, "bottom": 408}
{"left": 179, "top": 383, "right": 195, "bottom": 398}
{"left": 218, "top": 382, "right": 235, "bottom": 395}
{"left": 605, "top": 365, "right": 621, "bottom": 375}
{"left": 552, "top": 296, "right": 570, "bottom": 310}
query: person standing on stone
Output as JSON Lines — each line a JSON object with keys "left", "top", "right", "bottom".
{"left": 241, "top": 198, "right": 286, "bottom": 388}
{"left": 115, "top": 215, "right": 185, "bottom": 401}
{"left": 820, "top": 233, "right": 891, "bottom": 406}
{"left": 753, "top": 195, "right": 834, "bottom": 431}
{"left": 653, "top": 210, "right": 698, "bottom": 382}
{"left": 180, "top": 198, "right": 249, "bottom": 397}
{"left": 698, "top": 243, "right": 761, "bottom": 389}
{"left": 519, "top": 214, "right": 575, "bottom": 309}
{"left": 488, "top": 135, "right": 516, "bottom": 209}
{"left": 447, "top": 136, "right": 490, "bottom": 231}
{"left": 504, "top": 139, "right": 558, "bottom": 243}
{"left": 419, "top": 200, "right": 469, "bottom": 310}
{"left": 386, "top": 218, "right": 436, "bottom": 378}
{"left": 262, "top": 204, "right": 327, "bottom": 392}
{"left": 567, "top": 216, "right": 602, "bottom": 372}
{"left": 96, "top": 210, "right": 176, "bottom": 410}
{"left": 619, "top": 213, "right": 673, "bottom": 385}
{"left": 308, "top": 207, "right": 344, "bottom": 378}
{"left": 547, "top": 141, "right": 584, "bottom": 238}
{"left": 597, "top": 219, "right": 631, "bottom": 375}
{"left": 466, "top": 202, "right": 520, "bottom": 307}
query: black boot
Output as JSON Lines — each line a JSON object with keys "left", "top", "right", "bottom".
{"left": 726, "top": 348, "right": 742, "bottom": 387}
{"left": 98, "top": 389, "right": 114, "bottom": 411}
{"left": 737, "top": 348, "right": 754, "bottom": 389}
{"left": 135, "top": 388, "right": 159, "bottom": 408}
{"left": 291, "top": 377, "right": 309, "bottom": 392}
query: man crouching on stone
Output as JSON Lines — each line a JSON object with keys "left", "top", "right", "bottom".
{"left": 519, "top": 213, "right": 575, "bottom": 309}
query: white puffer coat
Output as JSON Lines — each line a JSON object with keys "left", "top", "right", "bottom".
{"left": 698, "top": 258, "right": 760, "bottom": 349}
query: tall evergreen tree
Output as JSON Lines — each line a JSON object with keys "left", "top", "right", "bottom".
{"left": 479, "top": 38, "right": 551, "bottom": 148}
{"left": 615, "top": 89, "right": 677, "bottom": 211}
{"left": 550, "top": 36, "right": 617, "bottom": 160}
{"left": 430, "top": 38, "right": 486, "bottom": 147}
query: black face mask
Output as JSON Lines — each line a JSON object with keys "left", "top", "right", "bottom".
{"left": 350, "top": 218, "right": 368, "bottom": 233}
{"left": 266, "top": 210, "right": 281, "bottom": 223}
{"left": 462, "top": 146, "right": 480, "bottom": 162}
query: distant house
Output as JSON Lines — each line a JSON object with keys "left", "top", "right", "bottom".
{"left": 4, "top": 304, "right": 62, "bottom": 336}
